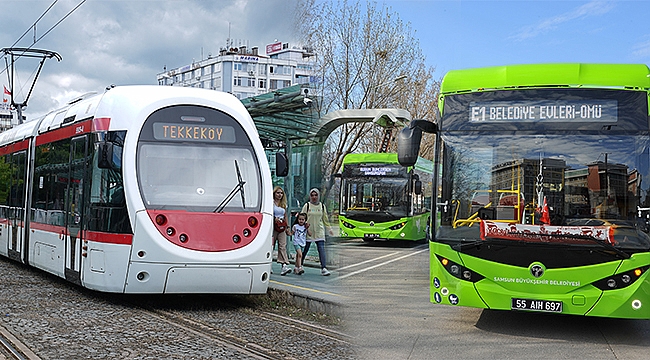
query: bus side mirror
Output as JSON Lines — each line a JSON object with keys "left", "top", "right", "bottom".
{"left": 414, "top": 180, "right": 422, "bottom": 195}
{"left": 398, "top": 120, "right": 437, "bottom": 167}
{"left": 397, "top": 127, "right": 421, "bottom": 167}
{"left": 97, "top": 142, "right": 114, "bottom": 169}
{"left": 275, "top": 152, "right": 288, "bottom": 177}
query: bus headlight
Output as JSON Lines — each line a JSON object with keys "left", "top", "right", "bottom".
{"left": 389, "top": 222, "right": 406, "bottom": 230}
{"left": 342, "top": 221, "right": 355, "bottom": 229}
{"left": 592, "top": 266, "right": 648, "bottom": 290}
{"left": 436, "top": 255, "right": 484, "bottom": 283}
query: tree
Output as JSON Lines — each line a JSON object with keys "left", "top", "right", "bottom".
{"left": 295, "top": 0, "right": 440, "bottom": 180}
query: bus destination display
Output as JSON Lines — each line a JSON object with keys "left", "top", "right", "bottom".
{"left": 347, "top": 164, "right": 406, "bottom": 177}
{"left": 153, "top": 123, "right": 236, "bottom": 143}
{"left": 469, "top": 100, "right": 617, "bottom": 123}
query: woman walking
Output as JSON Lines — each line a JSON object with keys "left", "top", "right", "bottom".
{"left": 272, "top": 186, "right": 292, "bottom": 276}
{"left": 300, "top": 188, "right": 333, "bottom": 276}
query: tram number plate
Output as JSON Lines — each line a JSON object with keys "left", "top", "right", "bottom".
{"left": 511, "top": 298, "right": 562, "bottom": 313}
{"left": 364, "top": 233, "right": 380, "bottom": 239}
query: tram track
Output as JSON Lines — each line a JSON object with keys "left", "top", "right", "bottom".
{"left": 0, "top": 324, "right": 38, "bottom": 360}
{"left": 127, "top": 295, "right": 353, "bottom": 359}
{"left": 141, "top": 306, "right": 281, "bottom": 359}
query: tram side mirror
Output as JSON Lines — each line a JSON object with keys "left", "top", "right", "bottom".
{"left": 97, "top": 142, "right": 114, "bottom": 169}
{"left": 414, "top": 180, "right": 422, "bottom": 195}
{"left": 275, "top": 152, "right": 289, "bottom": 177}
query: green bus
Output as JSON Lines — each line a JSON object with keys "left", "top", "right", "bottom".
{"left": 398, "top": 63, "right": 650, "bottom": 318}
{"left": 338, "top": 153, "right": 432, "bottom": 241}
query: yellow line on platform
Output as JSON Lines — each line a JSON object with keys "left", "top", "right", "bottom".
{"left": 269, "top": 280, "right": 341, "bottom": 297}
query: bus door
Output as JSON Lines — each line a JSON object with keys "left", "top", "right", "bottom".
{"left": 8, "top": 150, "right": 27, "bottom": 262}
{"left": 64, "top": 136, "right": 87, "bottom": 285}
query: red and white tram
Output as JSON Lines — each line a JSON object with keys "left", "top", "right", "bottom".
{"left": 0, "top": 85, "right": 274, "bottom": 294}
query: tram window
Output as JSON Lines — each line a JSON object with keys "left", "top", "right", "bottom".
{"left": 10, "top": 151, "right": 27, "bottom": 210}
{"left": 32, "top": 140, "right": 71, "bottom": 225}
{"left": 0, "top": 155, "right": 10, "bottom": 207}
{"left": 88, "top": 131, "right": 131, "bottom": 233}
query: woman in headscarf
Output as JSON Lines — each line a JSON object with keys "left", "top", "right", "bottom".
{"left": 300, "top": 188, "right": 333, "bottom": 276}
{"left": 272, "top": 186, "right": 292, "bottom": 275}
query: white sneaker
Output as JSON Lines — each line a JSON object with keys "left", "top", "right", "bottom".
{"left": 321, "top": 268, "right": 331, "bottom": 276}
{"left": 281, "top": 264, "right": 291, "bottom": 276}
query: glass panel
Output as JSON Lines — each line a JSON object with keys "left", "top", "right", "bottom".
{"left": 138, "top": 144, "right": 261, "bottom": 212}
{"left": 342, "top": 177, "right": 409, "bottom": 222}
{"left": 87, "top": 131, "right": 130, "bottom": 233}
{"left": 31, "top": 142, "right": 69, "bottom": 226}
{"left": 437, "top": 132, "right": 650, "bottom": 250}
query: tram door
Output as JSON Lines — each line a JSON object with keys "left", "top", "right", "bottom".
{"left": 7, "top": 151, "right": 27, "bottom": 262}
{"left": 64, "top": 136, "right": 87, "bottom": 285}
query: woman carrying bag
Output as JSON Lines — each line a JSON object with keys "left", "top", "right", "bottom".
{"left": 300, "top": 188, "right": 333, "bottom": 276}
{"left": 272, "top": 186, "right": 292, "bottom": 276}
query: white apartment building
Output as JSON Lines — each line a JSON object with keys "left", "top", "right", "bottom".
{"left": 156, "top": 41, "right": 317, "bottom": 99}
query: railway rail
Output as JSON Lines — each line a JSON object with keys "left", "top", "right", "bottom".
{"left": 0, "top": 257, "right": 354, "bottom": 359}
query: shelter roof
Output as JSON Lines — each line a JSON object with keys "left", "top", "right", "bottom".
{"left": 241, "top": 84, "right": 321, "bottom": 141}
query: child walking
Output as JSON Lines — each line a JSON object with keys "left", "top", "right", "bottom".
{"left": 291, "top": 213, "right": 311, "bottom": 275}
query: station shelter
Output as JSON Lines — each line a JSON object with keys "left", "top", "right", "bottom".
{"left": 241, "top": 84, "right": 412, "bottom": 221}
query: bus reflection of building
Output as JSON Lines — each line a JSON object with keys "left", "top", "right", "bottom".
{"left": 489, "top": 158, "right": 637, "bottom": 222}
{"left": 490, "top": 158, "right": 566, "bottom": 224}
{"left": 566, "top": 161, "right": 631, "bottom": 219}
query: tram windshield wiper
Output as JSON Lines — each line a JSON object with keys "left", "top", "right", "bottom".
{"left": 214, "top": 160, "right": 246, "bottom": 213}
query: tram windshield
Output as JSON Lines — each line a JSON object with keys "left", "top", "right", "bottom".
{"left": 138, "top": 144, "right": 260, "bottom": 212}
{"left": 436, "top": 89, "right": 650, "bottom": 251}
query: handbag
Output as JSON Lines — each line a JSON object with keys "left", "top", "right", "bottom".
{"left": 274, "top": 218, "right": 288, "bottom": 232}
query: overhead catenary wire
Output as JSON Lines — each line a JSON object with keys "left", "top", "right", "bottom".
{"left": 1, "top": 0, "right": 86, "bottom": 76}
{"left": 1, "top": 0, "right": 86, "bottom": 104}
{"left": 9, "top": 0, "right": 59, "bottom": 49}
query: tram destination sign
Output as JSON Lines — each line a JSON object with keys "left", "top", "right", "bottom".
{"left": 153, "top": 123, "right": 236, "bottom": 143}
{"left": 469, "top": 99, "right": 617, "bottom": 123}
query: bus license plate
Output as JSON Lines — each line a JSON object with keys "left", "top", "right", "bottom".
{"left": 364, "top": 233, "right": 380, "bottom": 239}
{"left": 511, "top": 298, "right": 562, "bottom": 313}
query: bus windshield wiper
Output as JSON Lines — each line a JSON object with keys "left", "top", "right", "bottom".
{"left": 452, "top": 239, "right": 485, "bottom": 251}
{"left": 507, "top": 231, "right": 631, "bottom": 259}
{"left": 214, "top": 160, "right": 246, "bottom": 213}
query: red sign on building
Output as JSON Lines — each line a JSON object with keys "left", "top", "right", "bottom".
{"left": 266, "top": 42, "right": 282, "bottom": 54}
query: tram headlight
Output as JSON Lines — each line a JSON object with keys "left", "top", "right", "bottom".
{"left": 179, "top": 234, "right": 188, "bottom": 243}
{"left": 233, "top": 234, "right": 241, "bottom": 243}
{"left": 166, "top": 227, "right": 176, "bottom": 236}
{"left": 243, "top": 228, "right": 251, "bottom": 237}
{"left": 155, "top": 214, "right": 167, "bottom": 226}
{"left": 592, "top": 266, "right": 649, "bottom": 290}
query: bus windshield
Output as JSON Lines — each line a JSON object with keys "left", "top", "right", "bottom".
{"left": 341, "top": 175, "right": 409, "bottom": 221}
{"left": 437, "top": 88, "right": 650, "bottom": 251}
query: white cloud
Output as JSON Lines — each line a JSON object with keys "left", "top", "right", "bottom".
{"left": 632, "top": 36, "right": 650, "bottom": 60}
{"left": 511, "top": 1, "right": 615, "bottom": 41}
{"left": 0, "top": 0, "right": 299, "bottom": 117}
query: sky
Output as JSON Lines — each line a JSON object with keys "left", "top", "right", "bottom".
{"left": 1, "top": 0, "right": 649, "bottom": 118}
